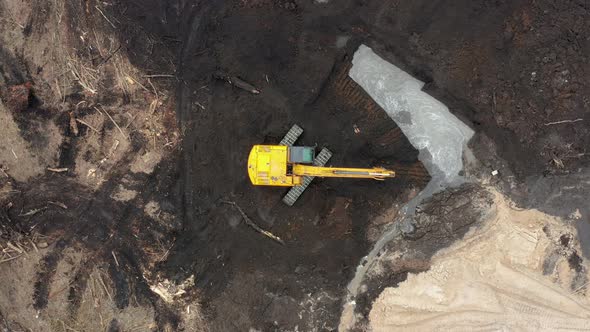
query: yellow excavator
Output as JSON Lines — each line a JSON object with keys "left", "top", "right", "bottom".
{"left": 248, "top": 125, "right": 395, "bottom": 206}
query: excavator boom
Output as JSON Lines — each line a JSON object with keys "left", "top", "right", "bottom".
{"left": 292, "top": 164, "right": 395, "bottom": 180}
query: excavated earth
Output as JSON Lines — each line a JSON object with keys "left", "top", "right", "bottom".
{"left": 0, "top": 0, "right": 589, "bottom": 331}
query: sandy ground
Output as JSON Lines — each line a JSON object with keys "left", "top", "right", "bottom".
{"left": 369, "top": 188, "right": 590, "bottom": 331}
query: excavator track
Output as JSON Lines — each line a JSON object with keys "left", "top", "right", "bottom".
{"left": 283, "top": 147, "right": 332, "bottom": 206}
{"left": 279, "top": 124, "right": 303, "bottom": 146}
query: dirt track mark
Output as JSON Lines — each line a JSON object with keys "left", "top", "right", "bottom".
{"left": 0, "top": 46, "right": 27, "bottom": 85}
{"left": 33, "top": 239, "right": 68, "bottom": 310}
{"left": 23, "top": 1, "right": 52, "bottom": 37}
{"left": 332, "top": 62, "right": 382, "bottom": 122}
{"left": 108, "top": 257, "right": 131, "bottom": 309}
{"left": 328, "top": 60, "right": 431, "bottom": 185}
{"left": 107, "top": 319, "right": 121, "bottom": 332}
{"left": 391, "top": 163, "right": 431, "bottom": 186}
{"left": 67, "top": 257, "right": 94, "bottom": 316}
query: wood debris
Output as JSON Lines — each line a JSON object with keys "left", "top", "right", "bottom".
{"left": 76, "top": 118, "right": 101, "bottom": 134}
{"left": 0, "top": 236, "right": 43, "bottom": 264}
{"left": 6, "top": 242, "right": 22, "bottom": 253}
{"left": 95, "top": 5, "right": 116, "bottom": 28}
{"left": 0, "top": 254, "right": 22, "bottom": 263}
{"left": 69, "top": 112, "right": 79, "bottom": 136}
{"left": 149, "top": 275, "right": 195, "bottom": 303}
{"left": 98, "top": 273, "right": 113, "bottom": 302}
{"left": 48, "top": 201, "right": 68, "bottom": 209}
{"left": 0, "top": 166, "right": 9, "bottom": 178}
{"left": 112, "top": 251, "right": 119, "bottom": 266}
{"left": 544, "top": 118, "right": 583, "bottom": 126}
{"left": 47, "top": 167, "right": 69, "bottom": 173}
{"left": 19, "top": 207, "right": 47, "bottom": 217}
{"left": 221, "top": 200, "right": 285, "bottom": 245}
{"left": 214, "top": 71, "right": 260, "bottom": 94}
{"left": 95, "top": 106, "right": 128, "bottom": 140}
{"left": 143, "top": 74, "right": 175, "bottom": 78}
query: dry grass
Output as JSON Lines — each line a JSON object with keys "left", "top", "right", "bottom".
{"left": 67, "top": 57, "right": 99, "bottom": 95}
{"left": 44, "top": 0, "right": 149, "bottom": 102}
{"left": 0, "top": 233, "right": 49, "bottom": 264}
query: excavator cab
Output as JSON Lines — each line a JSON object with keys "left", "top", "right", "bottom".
{"left": 288, "top": 146, "right": 315, "bottom": 164}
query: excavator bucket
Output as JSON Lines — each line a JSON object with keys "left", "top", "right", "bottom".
{"left": 282, "top": 147, "right": 332, "bottom": 206}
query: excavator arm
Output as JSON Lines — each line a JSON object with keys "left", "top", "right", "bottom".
{"left": 292, "top": 164, "right": 395, "bottom": 180}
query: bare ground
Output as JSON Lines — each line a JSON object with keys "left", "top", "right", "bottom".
{"left": 1, "top": 0, "right": 589, "bottom": 331}
{"left": 0, "top": 0, "right": 195, "bottom": 330}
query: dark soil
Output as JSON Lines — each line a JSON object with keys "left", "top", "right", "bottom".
{"left": 360, "top": 0, "right": 590, "bottom": 179}
{"left": 111, "top": 0, "right": 431, "bottom": 329}
{"left": 106, "top": 0, "right": 590, "bottom": 329}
